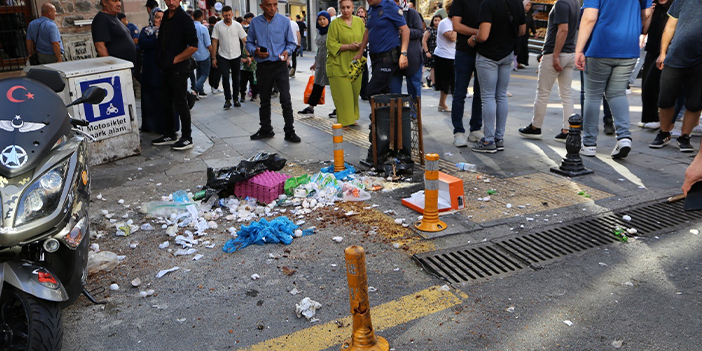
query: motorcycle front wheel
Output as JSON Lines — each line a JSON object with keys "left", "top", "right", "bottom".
{"left": 0, "top": 286, "right": 63, "bottom": 350}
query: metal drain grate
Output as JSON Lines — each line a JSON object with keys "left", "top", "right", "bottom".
{"left": 414, "top": 199, "right": 702, "bottom": 284}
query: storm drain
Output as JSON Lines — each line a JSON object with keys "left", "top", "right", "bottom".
{"left": 413, "top": 199, "right": 702, "bottom": 284}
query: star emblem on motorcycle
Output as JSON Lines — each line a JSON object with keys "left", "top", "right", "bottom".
{"left": 0, "top": 115, "right": 46, "bottom": 132}
{"left": 1, "top": 145, "right": 28, "bottom": 169}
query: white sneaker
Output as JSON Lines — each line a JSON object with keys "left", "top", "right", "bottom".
{"left": 580, "top": 144, "right": 597, "bottom": 157}
{"left": 691, "top": 124, "right": 702, "bottom": 137}
{"left": 211, "top": 88, "right": 223, "bottom": 94}
{"left": 453, "top": 132, "right": 468, "bottom": 147}
{"left": 611, "top": 138, "right": 632, "bottom": 159}
{"left": 468, "top": 130, "right": 484, "bottom": 142}
{"left": 626, "top": 89, "right": 632, "bottom": 95}
{"left": 642, "top": 122, "right": 660, "bottom": 130}
{"left": 671, "top": 127, "right": 682, "bottom": 137}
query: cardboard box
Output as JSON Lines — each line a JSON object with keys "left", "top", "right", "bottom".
{"left": 402, "top": 172, "right": 465, "bottom": 214}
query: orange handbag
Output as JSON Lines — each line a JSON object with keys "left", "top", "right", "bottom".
{"left": 303, "top": 76, "right": 325, "bottom": 105}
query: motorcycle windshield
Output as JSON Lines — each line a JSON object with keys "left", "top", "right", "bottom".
{"left": 0, "top": 78, "right": 70, "bottom": 178}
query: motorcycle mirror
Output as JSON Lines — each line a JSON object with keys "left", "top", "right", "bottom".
{"left": 67, "top": 86, "right": 106, "bottom": 107}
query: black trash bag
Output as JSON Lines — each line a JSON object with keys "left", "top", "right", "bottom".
{"left": 206, "top": 152, "right": 287, "bottom": 193}
{"left": 381, "top": 151, "right": 414, "bottom": 177}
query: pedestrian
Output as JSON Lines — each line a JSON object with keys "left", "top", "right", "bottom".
{"left": 515, "top": 0, "right": 537, "bottom": 70}
{"left": 575, "top": 0, "right": 652, "bottom": 159}
{"left": 152, "top": 0, "right": 198, "bottom": 151}
{"left": 518, "top": 0, "right": 578, "bottom": 141}
{"left": 422, "top": 15, "right": 442, "bottom": 88}
{"left": 25, "top": 3, "right": 63, "bottom": 64}
{"left": 211, "top": 5, "right": 248, "bottom": 109}
{"left": 192, "top": 10, "right": 212, "bottom": 98}
{"left": 296, "top": 15, "right": 307, "bottom": 55}
{"left": 327, "top": 7, "right": 338, "bottom": 19}
{"left": 327, "top": 0, "right": 365, "bottom": 128}
{"left": 649, "top": 0, "right": 702, "bottom": 153}
{"left": 434, "top": 1, "right": 447, "bottom": 18}
{"left": 286, "top": 13, "right": 301, "bottom": 77}
{"left": 469, "top": 0, "right": 526, "bottom": 153}
{"left": 448, "top": 0, "right": 483, "bottom": 148}
{"left": 145, "top": 0, "right": 158, "bottom": 24}
{"left": 298, "top": 11, "right": 331, "bottom": 116}
{"left": 389, "top": 0, "right": 425, "bottom": 100}
{"left": 433, "top": 0, "right": 456, "bottom": 113}
{"left": 354, "top": 0, "right": 409, "bottom": 163}
{"left": 92, "top": 0, "right": 137, "bottom": 65}
{"left": 208, "top": 16, "right": 223, "bottom": 95}
{"left": 117, "top": 13, "right": 139, "bottom": 45}
{"left": 356, "top": 6, "right": 370, "bottom": 100}
{"left": 245, "top": 0, "right": 301, "bottom": 142}
{"left": 239, "top": 47, "right": 258, "bottom": 102}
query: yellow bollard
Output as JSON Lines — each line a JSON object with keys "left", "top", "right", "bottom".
{"left": 341, "top": 246, "right": 390, "bottom": 351}
{"left": 333, "top": 123, "right": 346, "bottom": 172}
{"left": 415, "top": 153, "right": 447, "bottom": 232}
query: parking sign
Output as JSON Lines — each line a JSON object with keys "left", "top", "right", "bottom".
{"left": 79, "top": 76, "right": 125, "bottom": 122}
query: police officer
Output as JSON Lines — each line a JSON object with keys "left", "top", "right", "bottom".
{"left": 355, "top": 0, "right": 409, "bottom": 164}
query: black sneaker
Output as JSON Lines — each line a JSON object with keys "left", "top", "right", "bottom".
{"left": 329, "top": 109, "right": 337, "bottom": 118}
{"left": 172, "top": 138, "right": 193, "bottom": 151}
{"left": 198, "top": 91, "right": 207, "bottom": 98}
{"left": 284, "top": 132, "right": 301, "bottom": 143}
{"left": 234, "top": 101, "right": 241, "bottom": 107}
{"left": 554, "top": 131, "right": 568, "bottom": 142}
{"left": 678, "top": 134, "right": 694, "bottom": 153}
{"left": 250, "top": 129, "right": 275, "bottom": 140}
{"left": 604, "top": 122, "right": 615, "bottom": 135}
{"left": 649, "top": 131, "right": 671, "bottom": 148}
{"left": 518, "top": 124, "right": 542, "bottom": 139}
{"left": 152, "top": 135, "right": 178, "bottom": 145}
{"left": 298, "top": 106, "right": 314, "bottom": 115}
{"left": 224, "top": 99, "right": 232, "bottom": 110}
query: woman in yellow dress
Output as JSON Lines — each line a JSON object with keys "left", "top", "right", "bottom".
{"left": 326, "top": 0, "right": 365, "bottom": 128}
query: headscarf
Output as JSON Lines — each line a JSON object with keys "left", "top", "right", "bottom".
{"left": 523, "top": 0, "right": 532, "bottom": 6}
{"left": 148, "top": 6, "right": 162, "bottom": 26}
{"left": 317, "top": 11, "right": 331, "bottom": 35}
{"left": 144, "top": 8, "right": 163, "bottom": 36}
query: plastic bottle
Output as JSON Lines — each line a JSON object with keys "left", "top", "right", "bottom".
{"left": 172, "top": 190, "right": 189, "bottom": 203}
{"left": 456, "top": 162, "right": 477, "bottom": 172}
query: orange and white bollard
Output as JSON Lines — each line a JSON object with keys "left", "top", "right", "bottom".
{"left": 341, "top": 246, "right": 389, "bottom": 351}
{"left": 415, "top": 153, "right": 446, "bottom": 232}
{"left": 333, "top": 123, "right": 345, "bottom": 172}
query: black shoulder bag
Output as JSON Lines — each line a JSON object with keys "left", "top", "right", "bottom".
{"left": 28, "top": 21, "right": 44, "bottom": 65}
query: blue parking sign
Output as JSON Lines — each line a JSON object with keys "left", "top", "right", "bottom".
{"left": 79, "top": 76, "right": 125, "bottom": 122}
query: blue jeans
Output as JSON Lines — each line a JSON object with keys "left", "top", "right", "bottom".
{"left": 390, "top": 64, "right": 424, "bottom": 99}
{"left": 195, "top": 58, "right": 211, "bottom": 94}
{"left": 583, "top": 57, "right": 637, "bottom": 145}
{"left": 476, "top": 53, "right": 513, "bottom": 143}
{"left": 451, "top": 50, "right": 482, "bottom": 134}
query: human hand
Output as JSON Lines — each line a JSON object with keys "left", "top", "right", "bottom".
{"left": 353, "top": 52, "right": 362, "bottom": 61}
{"left": 311, "top": 63, "right": 316, "bottom": 71}
{"left": 212, "top": 57, "right": 218, "bottom": 68}
{"left": 656, "top": 54, "right": 665, "bottom": 70}
{"left": 467, "top": 35, "right": 477, "bottom": 48}
{"left": 682, "top": 154, "right": 702, "bottom": 196}
{"left": 552, "top": 55, "right": 563, "bottom": 72}
{"left": 255, "top": 47, "right": 269, "bottom": 58}
{"left": 399, "top": 55, "right": 408, "bottom": 69}
{"left": 280, "top": 51, "right": 289, "bottom": 61}
{"left": 425, "top": 51, "right": 431, "bottom": 57}
{"left": 575, "top": 52, "right": 586, "bottom": 71}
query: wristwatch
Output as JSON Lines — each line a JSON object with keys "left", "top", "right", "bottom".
{"left": 400, "top": 51, "right": 408, "bottom": 57}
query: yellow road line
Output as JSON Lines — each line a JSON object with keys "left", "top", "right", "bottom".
{"left": 241, "top": 285, "right": 466, "bottom": 351}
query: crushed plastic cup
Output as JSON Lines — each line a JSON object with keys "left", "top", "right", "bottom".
{"left": 172, "top": 190, "right": 189, "bottom": 203}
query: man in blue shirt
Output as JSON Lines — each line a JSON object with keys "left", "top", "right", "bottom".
{"left": 191, "top": 10, "right": 212, "bottom": 98}
{"left": 25, "top": 3, "right": 63, "bottom": 64}
{"left": 354, "top": 0, "right": 409, "bottom": 165}
{"left": 575, "top": 0, "right": 652, "bottom": 159}
{"left": 650, "top": 0, "right": 702, "bottom": 153}
{"left": 118, "top": 13, "right": 139, "bottom": 46}
{"left": 245, "top": 0, "right": 300, "bottom": 142}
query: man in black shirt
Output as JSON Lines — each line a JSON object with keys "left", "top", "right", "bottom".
{"left": 92, "top": 0, "right": 136, "bottom": 64}
{"left": 449, "top": 0, "right": 483, "bottom": 148}
{"left": 152, "top": 0, "right": 198, "bottom": 150}
{"left": 296, "top": 15, "right": 307, "bottom": 55}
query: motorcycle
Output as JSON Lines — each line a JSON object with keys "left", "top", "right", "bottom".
{"left": 0, "top": 69, "right": 105, "bottom": 350}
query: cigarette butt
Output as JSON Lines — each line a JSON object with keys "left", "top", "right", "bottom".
{"left": 668, "top": 194, "right": 685, "bottom": 203}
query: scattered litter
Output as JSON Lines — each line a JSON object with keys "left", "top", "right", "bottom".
{"left": 290, "top": 288, "right": 300, "bottom": 295}
{"left": 177, "top": 318, "right": 187, "bottom": 323}
{"left": 394, "top": 218, "right": 403, "bottom": 225}
{"left": 281, "top": 266, "right": 296, "bottom": 276}
{"left": 251, "top": 274, "right": 260, "bottom": 280}
{"left": 87, "top": 251, "right": 123, "bottom": 274}
{"left": 622, "top": 215, "right": 632, "bottom": 221}
{"left": 506, "top": 203, "right": 512, "bottom": 209}
{"left": 626, "top": 228, "right": 638, "bottom": 235}
{"left": 331, "top": 236, "right": 343, "bottom": 243}
{"left": 505, "top": 306, "right": 515, "bottom": 313}
{"left": 599, "top": 262, "right": 607, "bottom": 266}
{"left": 613, "top": 227, "right": 629, "bottom": 242}
{"left": 139, "top": 289, "right": 155, "bottom": 298}
{"left": 563, "top": 320, "right": 573, "bottom": 326}
{"left": 392, "top": 243, "right": 401, "bottom": 249}
{"left": 140, "top": 223, "right": 155, "bottom": 231}
{"left": 439, "top": 285, "right": 450, "bottom": 291}
{"left": 612, "top": 340, "right": 623, "bottom": 348}
{"left": 222, "top": 216, "right": 314, "bottom": 253}
{"left": 368, "top": 286, "right": 377, "bottom": 292}
{"left": 156, "top": 266, "right": 180, "bottom": 278}
{"left": 295, "top": 297, "right": 322, "bottom": 322}
{"left": 623, "top": 281, "right": 634, "bottom": 287}
{"left": 174, "top": 248, "right": 197, "bottom": 256}
{"left": 193, "top": 254, "right": 204, "bottom": 261}
{"left": 118, "top": 199, "right": 125, "bottom": 204}
{"left": 456, "top": 162, "right": 476, "bottom": 172}
{"left": 691, "top": 229, "right": 699, "bottom": 235}
{"left": 109, "top": 284, "right": 119, "bottom": 291}
{"left": 129, "top": 243, "right": 138, "bottom": 249}
{"left": 131, "top": 278, "right": 141, "bottom": 287}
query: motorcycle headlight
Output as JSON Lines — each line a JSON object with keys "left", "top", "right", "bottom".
{"left": 15, "top": 160, "right": 70, "bottom": 227}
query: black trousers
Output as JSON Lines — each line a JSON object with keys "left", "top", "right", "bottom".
{"left": 291, "top": 48, "right": 298, "bottom": 71}
{"left": 209, "top": 57, "right": 221, "bottom": 89}
{"left": 218, "top": 55, "right": 241, "bottom": 101}
{"left": 240, "top": 70, "right": 258, "bottom": 98}
{"left": 366, "top": 55, "right": 400, "bottom": 98}
{"left": 257, "top": 61, "right": 295, "bottom": 133}
{"left": 308, "top": 83, "right": 324, "bottom": 106}
{"left": 162, "top": 67, "right": 191, "bottom": 139}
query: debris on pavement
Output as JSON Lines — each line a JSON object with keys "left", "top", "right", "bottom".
{"left": 563, "top": 320, "right": 573, "bottom": 326}
{"left": 156, "top": 266, "right": 180, "bottom": 278}
{"left": 295, "top": 297, "right": 322, "bottom": 322}
{"left": 251, "top": 274, "right": 260, "bottom": 280}
{"left": 139, "top": 289, "right": 155, "bottom": 298}
{"left": 131, "top": 278, "right": 141, "bottom": 287}
{"left": 691, "top": 229, "right": 699, "bottom": 235}
{"left": 612, "top": 340, "right": 623, "bottom": 348}
{"left": 87, "top": 250, "right": 124, "bottom": 274}
{"left": 222, "top": 216, "right": 314, "bottom": 253}
{"left": 331, "top": 236, "right": 343, "bottom": 243}
{"left": 622, "top": 215, "right": 632, "bottom": 221}
{"left": 109, "top": 284, "right": 119, "bottom": 291}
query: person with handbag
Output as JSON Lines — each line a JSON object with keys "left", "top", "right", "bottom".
{"left": 25, "top": 3, "right": 63, "bottom": 65}
{"left": 298, "top": 11, "right": 331, "bottom": 116}
{"left": 327, "top": 0, "right": 366, "bottom": 128}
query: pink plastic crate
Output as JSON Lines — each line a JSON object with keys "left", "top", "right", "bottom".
{"left": 234, "top": 171, "right": 290, "bottom": 203}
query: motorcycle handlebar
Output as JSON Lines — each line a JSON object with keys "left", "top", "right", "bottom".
{"left": 70, "top": 118, "right": 89, "bottom": 127}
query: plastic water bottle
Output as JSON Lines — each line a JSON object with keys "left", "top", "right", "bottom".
{"left": 456, "top": 162, "right": 477, "bottom": 172}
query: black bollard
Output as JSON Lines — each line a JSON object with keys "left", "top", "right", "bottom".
{"left": 551, "top": 114, "right": 594, "bottom": 177}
